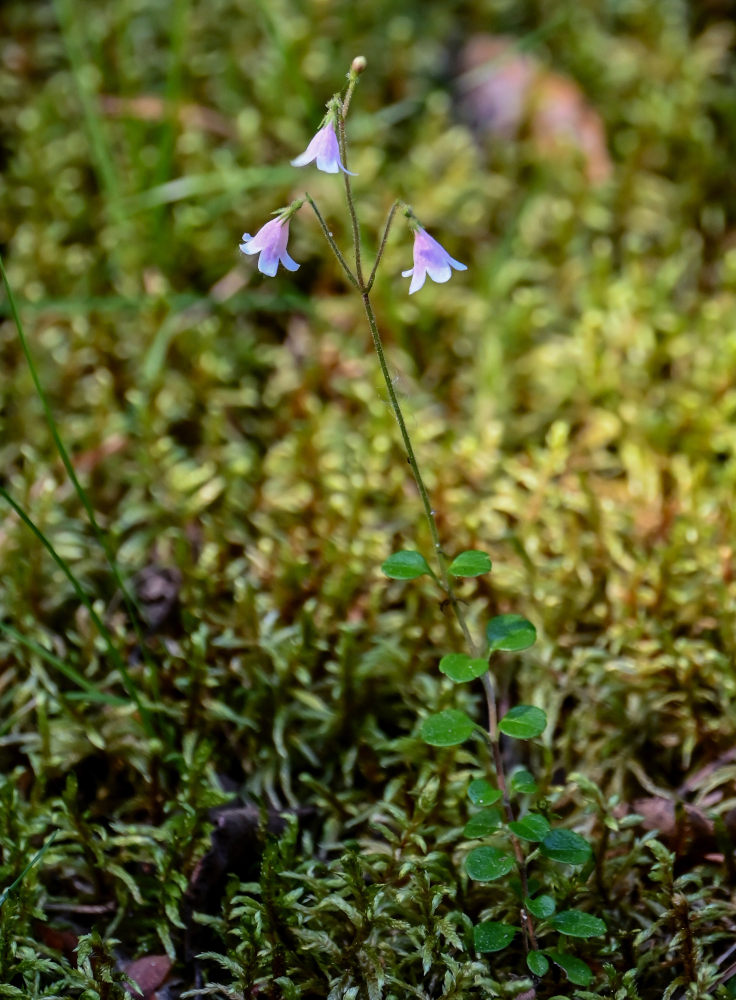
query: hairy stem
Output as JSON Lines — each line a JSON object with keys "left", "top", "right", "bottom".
{"left": 360, "top": 292, "right": 477, "bottom": 655}
{"left": 305, "top": 194, "right": 360, "bottom": 290}
{"left": 337, "top": 91, "right": 364, "bottom": 286}
{"left": 366, "top": 201, "right": 399, "bottom": 293}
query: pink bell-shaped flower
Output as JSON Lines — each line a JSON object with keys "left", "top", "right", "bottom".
{"left": 402, "top": 227, "right": 467, "bottom": 294}
{"left": 239, "top": 217, "right": 299, "bottom": 276}
{"left": 291, "top": 121, "right": 356, "bottom": 175}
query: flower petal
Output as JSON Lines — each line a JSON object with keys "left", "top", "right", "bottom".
{"left": 290, "top": 149, "right": 315, "bottom": 167}
{"left": 315, "top": 151, "right": 340, "bottom": 173}
{"left": 401, "top": 267, "right": 414, "bottom": 277}
{"left": 280, "top": 250, "right": 300, "bottom": 272}
{"left": 408, "top": 269, "right": 426, "bottom": 294}
{"left": 425, "top": 263, "right": 452, "bottom": 284}
{"left": 257, "top": 252, "right": 279, "bottom": 277}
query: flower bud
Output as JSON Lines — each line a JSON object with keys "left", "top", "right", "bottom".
{"left": 350, "top": 55, "right": 367, "bottom": 75}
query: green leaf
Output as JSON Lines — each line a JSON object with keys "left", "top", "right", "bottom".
{"left": 551, "top": 910, "right": 607, "bottom": 938}
{"left": 381, "top": 550, "right": 432, "bottom": 579}
{"left": 546, "top": 950, "right": 593, "bottom": 987}
{"left": 439, "top": 653, "right": 489, "bottom": 683}
{"left": 465, "top": 846, "right": 515, "bottom": 882}
{"left": 473, "top": 921, "right": 517, "bottom": 953}
{"left": 509, "top": 813, "right": 551, "bottom": 842}
{"left": 420, "top": 709, "right": 476, "bottom": 747}
{"left": 510, "top": 769, "right": 538, "bottom": 795}
{"left": 464, "top": 808, "right": 502, "bottom": 838}
{"left": 449, "top": 550, "right": 492, "bottom": 577}
{"left": 526, "top": 894, "right": 556, "bottom": 919}
{"left": 467, "top": 779, "right": 503, "bottom": 806}
{"left": 499, "top": 705, "right": 547, "bottom": 740}
{"left": 527, "top": 951, "right": 550, "bottom": 977}
{"left": 486, "top": 614, "right": 537, "bottom": 651}
{"left": 540, "top": 829, "right": 593, "bottom": 866}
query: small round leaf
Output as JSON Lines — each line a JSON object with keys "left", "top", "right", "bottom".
{"left": 510, "top": 769, "right": 538, "bottom": 795}
{"left": 540, "top": 829, "right": 592, "bottom": 866}
{"left": 464, "top": 808, "right": 502, "bottom": 838}
{"left": 473, "top": 921, "right": 517, "bottom": 953}
{"left": 449, "top": 550, "right": 492, "bottom": 577}
{"left": 546, "top": 950, "right": 593, "bottom": 987}
{"left": 439, "top": 653, "right": 489, "bottom": 683}
{"left": 527, "top": 951, "right": 549, "bottom": 977}
{"left": 499, "top": 705, "right": 547, "bottom": 740}
{"left": 509, "top": 813, "right": 551, "bottom": 842}
{"left": 551, "top": 910, "right": 607, "bottom": 938}
{"left": 467, "top": 779, "right": 503, "bottom": 806}
{"left": 526, "top": 894, "right": 556, "bottom": 919}
{"left": 381, "top": 550, "right": 432, "bottom": 580}
{"left": 420, "top": 709, "right": 476, "bottom": 747}
{"left": 486, "top": 614, "right": 537, "bottom": 651}
{"left": 465, "top": 846, "right": 515, "bottom": 882}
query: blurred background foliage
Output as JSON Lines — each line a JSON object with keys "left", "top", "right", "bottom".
{"left": 3, "top": 0, "right": 736, "bottom": 996}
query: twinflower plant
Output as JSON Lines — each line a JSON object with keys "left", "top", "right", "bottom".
{"left": 239, "top": 57, "right": 606, "bottom": 988}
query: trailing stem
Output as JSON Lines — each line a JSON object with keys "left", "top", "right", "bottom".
{"left": 482, "top": 672, "right": 538, "bottom": 952}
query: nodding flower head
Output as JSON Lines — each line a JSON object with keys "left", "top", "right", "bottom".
{"left": 291, "top": 121, "right": 356, "bottom": 176}
{"left": 239, "top": 217, "right": 299, "bottom": 277}
{"left": 402, "top": 227, "right": 467, "bottom": 294}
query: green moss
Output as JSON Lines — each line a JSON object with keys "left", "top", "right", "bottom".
{"left": 2, "top": 1, "right": 736, "bottom": 995}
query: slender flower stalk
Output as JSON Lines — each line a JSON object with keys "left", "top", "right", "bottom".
{"left": 366, "top": 200, "right": 399, "bottom": 293}
{"left": 337, "top": 78, "right": 364, "bottom": 286}
{"left": 304, "top": 193, "right": 359, "bottom": 290}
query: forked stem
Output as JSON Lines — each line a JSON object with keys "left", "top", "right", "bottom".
{"left": 321, "top": 59, "right": 537, "bottom": 954}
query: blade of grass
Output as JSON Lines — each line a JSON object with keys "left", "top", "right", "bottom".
{"left": 0, "top": 622, "right": 127, "bottom": 706}
{"left": 0, "top": 832, "right": 58, "bottom": 909}
{"left": 52, "top": 0, "right": 124, "bottom": 227}
{"left": 150, "top": 0, "right": 190, "bottom": 255}
{"left": 0, "top": 253, "right": 161, "bottom": 711}
{"left": 0, "top": 485, "right": 153, "bottom": 736}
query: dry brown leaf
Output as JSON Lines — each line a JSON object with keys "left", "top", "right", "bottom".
{"left": 123, "top": 955, "right": 173, "bottom": 1000}
{"left": 458, "top": 35, "right": 611, "bottom": 183}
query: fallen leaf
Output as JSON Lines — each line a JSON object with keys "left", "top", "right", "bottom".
{"left": 457, "top": 34, "right": 611, "bottom": 183}
{"left": 123, "top": 955, "right": 173, "bottom": 1000}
